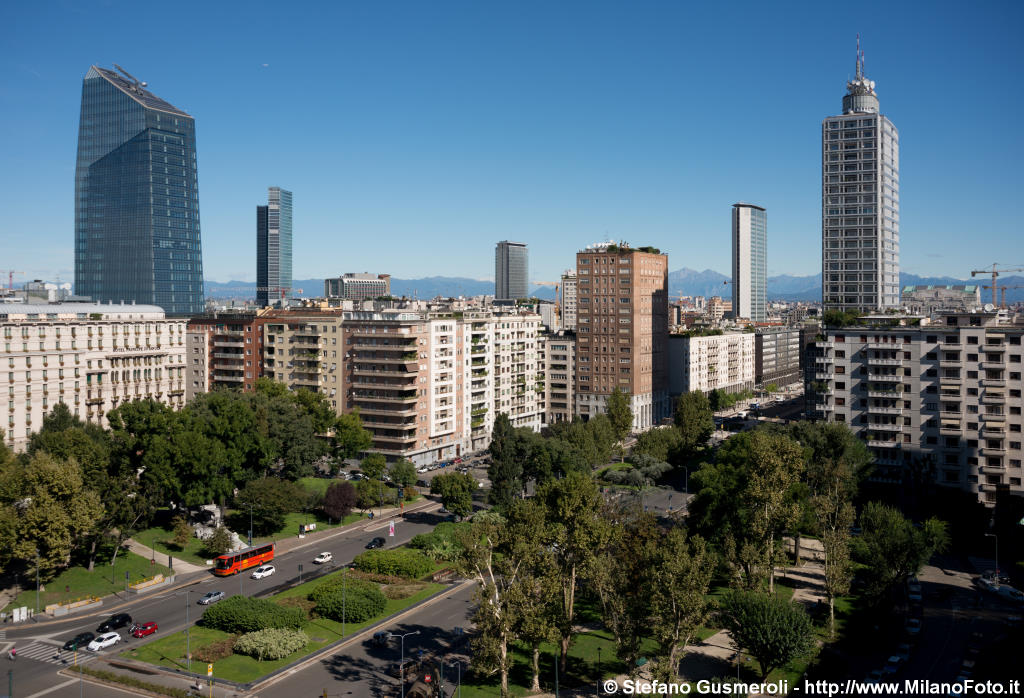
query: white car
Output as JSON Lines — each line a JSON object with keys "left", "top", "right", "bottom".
{"left": 87, "top": 632, "right": 121, "bottom": 651}
{"left": 251, "top": 564, "right": 275, "bottom": 579}
{"left": 313, "top": 551, "right": 333, "bottom": 564}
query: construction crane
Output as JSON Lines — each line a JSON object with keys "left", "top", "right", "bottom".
{"left": 532, "top": 281, "right": 561, "bottom": 307}
{"left": 983, "top": 285, "right": 1024, "bottom": 309}
{"left": 3, "top": 270, "right": 23, "bottom": 290}
{"left": 971, "top": 264, "right": 1024, "bottom": 307}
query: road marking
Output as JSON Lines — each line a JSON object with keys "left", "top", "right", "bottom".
{"left": 25, "top": 677, "right": 79, "bottom": 698}
{"left": 14, "top": 640, "right": 97, "bottom": 666}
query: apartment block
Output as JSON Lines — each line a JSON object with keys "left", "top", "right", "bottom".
{"left": 575, "top": 243, "right": 669, "bottom": 430}
{"left": 543, "top": 330, "right": 575, "bottom": 425}
{"left": 811, "top": 311, "right": 1024, "bottom": 504}
{"left": 187, "top": 312, "right": 269, "bottom": 395}
{"left": 2, "top": 303, "right": 187, "bottom": 451}
{"left": 325, "top": 274, "right": 391, "bottom": 300}
{"left": 901, "top": 285, "right": 981, "bottom": 315}
{"left": 490, "top": 312, "right": 545, "bottom": 431}
{"left": 755, "top": 328, "right": 802, "bottom": 387}
{"left": 560, "top": 270, "right": 578, "bottom": 331}
{"left": 263, "top": 310, "right": 347, "bottom": 411}
{"left": 667, "top": 332, "right": 755, "bottom": 397}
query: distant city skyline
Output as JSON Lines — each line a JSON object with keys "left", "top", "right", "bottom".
{"left": 4, "top": 1, "right": 1023, "bottom": 286}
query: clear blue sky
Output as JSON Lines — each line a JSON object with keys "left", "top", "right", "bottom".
{"left": 3, "top": 0, "right": 1022, "bottom": 285}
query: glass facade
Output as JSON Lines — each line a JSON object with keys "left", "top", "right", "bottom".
{"left": 256, "top": 187, "right": 293, "bottom": 307}
{"left": 732, "top": 203, "right": 767, "bottom": 323}
{"left": 74, "top": 66, "right": 204, "bottom": 315}
{"left": 495, "top": 241, "right": 528, "bottom": 300}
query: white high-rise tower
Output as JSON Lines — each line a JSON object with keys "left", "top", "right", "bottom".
{"left": 732, "top": 203, "right": 767, "bottom": 322}
{"left": 822, "top": 38, "right": 899, "bottom": 311}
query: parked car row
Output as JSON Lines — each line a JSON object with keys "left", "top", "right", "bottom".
{"left": 62, "top": 615, "right": 159, "bottom": 652}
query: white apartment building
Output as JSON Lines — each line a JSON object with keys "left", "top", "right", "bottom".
{"left": 732, "top": 203, "right": 767, "bottom": 323}
{"left": 560, "top": 270, "right": 577, "bottom": 331}
{"left": 2, "top": 303, "right": 187, "bottom": 451}
{"left": 490, "top": 312, "right": 544, "bottom": 432}
{"left": 668, "top": 332, "right": 755, "bottom": 396}
{"left": 822, "top": 45, "right": 900, "bottom": 311}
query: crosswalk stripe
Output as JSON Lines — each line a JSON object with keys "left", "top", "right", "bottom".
{"left": 14, "top": 641, "right": 98, "bottom": 665}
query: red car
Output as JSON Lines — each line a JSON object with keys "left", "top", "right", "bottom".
{"left": 132, "top": 622, "right": 158, "bottom": 638}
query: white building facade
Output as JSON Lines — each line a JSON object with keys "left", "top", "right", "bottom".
{"left": 2, "top": 303, "right": 187, "bottom": 451}
{"left": 822, "top": 44, "right": 900, "bottom": 311}
{"left": 732, "top": 203, "right": 767, "bottom": 323}
{"left": 668, "top": 332, "right": 755, "bottom": 396}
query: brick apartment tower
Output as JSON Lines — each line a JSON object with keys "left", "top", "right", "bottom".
{"left": 574, "top": 243, "right": 669, "bottom": 430}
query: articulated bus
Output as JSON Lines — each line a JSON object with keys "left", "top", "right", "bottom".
{"left": 213, "top": 543, "right": 275, "bottom": 576}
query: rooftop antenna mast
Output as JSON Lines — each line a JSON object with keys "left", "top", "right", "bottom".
{"left": 855, "top": 34, "right": 862, "bottom": 79}
{"left": 113, "top": 64, "right": 147, "bottom": 91}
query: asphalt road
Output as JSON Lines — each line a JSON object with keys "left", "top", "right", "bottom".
{"left": 2, "top": 504, "right": 444, "bottom": 697}
{"left": 258, "top": 581, "right": 477, "bottom": 698}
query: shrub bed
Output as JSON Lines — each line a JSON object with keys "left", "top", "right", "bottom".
{"left": 198, "top": 596, "right": 305, "bottom": 634}
{"left": 383, "top": 582, "right": 427, "bottom": 600}
{"left": 234, "top": 628, "right": 309, "bottom": 661}
{"left": 275, "top": 596, "right": 316, "bottom": 619}
{"left": 353, "top": 548, "right": 434, "bottom": 579}
{"left": 193, "top": 635, "right": 236, "bottom": 662}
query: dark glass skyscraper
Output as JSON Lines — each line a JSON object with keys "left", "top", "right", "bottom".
{"left": 256, "top": 187, "right": 293, "bottom": 307}
{"left": 74, "top": 65, "right": 204, "bottom": 315}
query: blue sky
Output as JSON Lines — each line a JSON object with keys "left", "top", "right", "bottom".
{"left": 2, "top": 0, "right": 1022, "bottom": 285}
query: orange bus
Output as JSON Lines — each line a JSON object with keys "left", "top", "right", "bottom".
{"left": 213, "top": 543, "right": 275, "bottom": 576}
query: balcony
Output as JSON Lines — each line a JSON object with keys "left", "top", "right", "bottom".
{"left": 982, "top": 412, "right": 1006, "bottom": 423}
{"left": 867, "top": 357, "right": 903, "bottom": 366}
{"left": 814, "top": 356, "right": 833, "bottom": 365}
{"left": 939, "top": 421, "right": 961, "bottom": 434}
{"left": 814, "top": 372, "right": 832, "bottom": 381}
{"left": 980, "top": 447, "right": 1006, "bottom": 456}
{"left": 866, "top": 342, "right": 901, "bottom": 351}
{"left": 871, "top": 423, "right": 903, "bottom": 432}
{"left": 213, "top": 340, "right": 244, "bottom": 348}
{"left": 362, "top": 418, "right": 417, "bottom": 429}
{"left": 357, "top": 407, "right": 417, "bottom": 417}
{"left": 980, "top": 393, "right": 1005, "bottom": 404}
{"left": 352, "top": 393, "right": 418, "bottom": 404}
{"left": 982, "top": 343, "right": 1005, "bottom": 353}
{"left": 938, "top": 375, "right": 962, "bottom": 385}
{"left": 212, "top": 352, "right": 244, "bottom": 360}
{"left": 351, "top": 330, "right": 416, "bottom": 340}
{"left": 982, "top": 378, "right": 1006, "bottom": 388}
{"left": 868, "top": 374, "right": 903, "bottom": 382}
{"left": 373, "top": 433, "right": 417, "bottom": 444}
{"left": 352, "top": 368, "right": 416, "bottom": 378}
{"left": 868, "top": 405, "right": 903, "bottom": 415}
{"left": 867, "top": 440, "right": 899, "bottom": 449}
{"left": 981, "top": 361, "right": 1005, "bottom": 370}
{"left": 214, "top": 374, "right": 244, "bottom": 383}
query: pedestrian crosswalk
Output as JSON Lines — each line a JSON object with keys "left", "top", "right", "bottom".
{"left": 14, "top": 641, "right": 97, "bottom": 666}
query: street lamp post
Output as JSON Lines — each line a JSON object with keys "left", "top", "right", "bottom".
{"left": 35, "top": 550, "right": 40, "bottom": 614}
{"left": 682, "top": 465, "right": 690, "bottom": 495}
{"left": 387, "top": 630, "right": 420, "bottom": 698}
{"left": 985, "top": 533, "right": 999, "bottom": 578}
{"left": 248, "top": 503, "right": 254, "bottom": 547}
{"left": 185, "top": 589, "right": 191, "bottom": 672}
{"left": 448, "top": 660, "right": 461, "bottom": 698}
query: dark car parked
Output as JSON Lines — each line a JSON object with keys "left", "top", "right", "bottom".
{"left": 63, "top": 632, "right": 95, "bottom": 652}
{"left": 96, "top": 613, "right": 132, "bottom": 633}
{"left": 365, "top": 536, "right": 386, "bottom": 549}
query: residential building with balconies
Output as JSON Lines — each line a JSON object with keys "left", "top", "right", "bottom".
{"left": 542, "top": 330, "right": 575, "bottom": 425}
{"left": 667, "top": 331, "right": 755, "bottom": 397}
{"left": 812, "top": 311, "right": 1024, "bottom": 504}
{"left": 263, "top": 309, "right": 346, "bottom": 410}
{"left": 2, "top": 303, "right": 187, "bottom": 451}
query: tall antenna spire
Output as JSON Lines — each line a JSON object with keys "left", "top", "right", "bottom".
{"left": 855, "top": 34, "right": 862, "bottom": 79}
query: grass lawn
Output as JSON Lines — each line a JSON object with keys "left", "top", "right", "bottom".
{"left": 122, "top": 567, "right": 445, "bottom": 684}
{"left": 2, "top": 551, "right": 171, "bottom": 614}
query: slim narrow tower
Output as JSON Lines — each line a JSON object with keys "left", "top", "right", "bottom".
{"left": 495, "top": 241, "right": 529, "bottom": 300}
{"left": 256, "top": 187, "right": 293, "bottom": 307}
{"left": 822, "top": 38, "right": 899, "bottom": 311}
{"left": 732, "top": 203, "right": 767, "bottom": 322}
{"left": 74, "top": 66, "right": 204, "bottom": 314}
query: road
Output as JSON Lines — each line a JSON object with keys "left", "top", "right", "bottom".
{"left": 2, "top": 502, "right": 444, "bottom": 697}
{"left": 258, "top": 581, "right": 477, "bottom": 697}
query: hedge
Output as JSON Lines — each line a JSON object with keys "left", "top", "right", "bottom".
{"left": 311, "top": 584, "right": 386, "bottom": 623}
{"left": 352, "top": 548, "right": 434, "bottom": 579}
{"left": 307, "top": 574, "right": 381, "bottom": 605}
{"left": 73, "top": 666, "right": 190, "bottom": 698}
{"left": 233, "top": 628, "right": 309, "bottom": 661}
{"left": 198, "top": 596, "right": 306, "bottom": 634}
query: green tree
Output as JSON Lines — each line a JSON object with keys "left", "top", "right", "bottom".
{"left": 719, "top": 590, "right": 815, "bottom": 680}
{"left": 360, "top": 453, "right": 387, "bottom": 481}
{"left": 592, "top": 505, "right": 658, "bottom": 674}
{"left": 206, "top": 526, "right": 234, "bottom": 556}
{"left": 744, "top": 432, "right": 804, "bottom": 593}
{"left": 852, "top": 502, "right": 950, "bottom": 605}
{"left": 388, "top": 459, "right": 417, "bottom": 488}
{"left": 234, "top": 477, "right": 307, "bottom": 536}
{"left": 674, "top": 391, "right": 715, "bottom": 458}
{"left": 632, "top": 427, "right": 685, "bottom": 464}
{"left": 8, "top": 452, "right": 104, "bottom": 580}
{"left": 171, "top": 515, "right": 192, "bottom": 549}
{"left": 537, "top": 472, "right": 608, "bottom": 673}
{"left": 488, "top": 414, "right": 523, "bottom": 510}
{"left": 430, "top": 472, "right": 476, "bottom": 518}
{"left": 289, "top": 388, "right": 337, "bottom": 434}
{"left": 606, "top": 388, "right": 634, "bottom": 460}
{"left": 649, "top": 529, "right": 715, "bottom": 679}
{"left": 334, "top": 410, "right": 373, "bottom": 461}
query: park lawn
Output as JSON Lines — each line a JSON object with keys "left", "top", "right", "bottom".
{"left": 2, "top": 551, "right": 171, "bottom": 614}
{"left": 125, "top": 573, "right": 445, "bottom": 684}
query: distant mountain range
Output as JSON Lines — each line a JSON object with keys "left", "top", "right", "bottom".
{"left": 204, "top": 272, "right": 1024, "bottom": 304}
